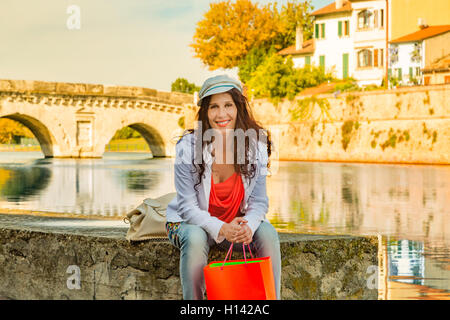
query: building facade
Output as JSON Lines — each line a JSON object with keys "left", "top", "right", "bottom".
{"left": 279, "top": 0, "right": 387, "bottom": 86}
{"left": 389, "top": 25, "right": 450, "bottom": 86}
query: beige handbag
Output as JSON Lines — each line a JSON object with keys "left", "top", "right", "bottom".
{"left": 123, "top": 192, "right": 176, "bottom": 242}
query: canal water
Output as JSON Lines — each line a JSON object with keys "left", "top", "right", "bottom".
{"left": 0, "top": 151, "right": 449, "bottom": 300}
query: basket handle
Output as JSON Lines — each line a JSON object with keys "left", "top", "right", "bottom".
{"left": 221, "top": 243, "right": 254, "bottom": 270}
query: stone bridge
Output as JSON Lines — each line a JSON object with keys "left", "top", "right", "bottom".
{"left": 0, "top": 80, "right": 195, "bottom": 158}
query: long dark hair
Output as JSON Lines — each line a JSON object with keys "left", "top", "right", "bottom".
{"left": 180, "top": 88, "right": 272, "bottom": 191}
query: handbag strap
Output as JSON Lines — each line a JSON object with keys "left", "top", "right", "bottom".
{"left": 220, "top": 242, "right": 254, "bottom": 270}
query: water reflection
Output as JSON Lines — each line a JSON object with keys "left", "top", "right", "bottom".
{"left": 0, "top": 152, "right": 174, "bottom": 216}
{"left": 0, "top": 166, "right": 51, "bottom": 201}
{"left": 0, "top": 152, "right": 449, "bottom": 299}
{"left": 266, "top": 161, "right": 450, "bottom": 245}
{"left": 388, "top": 240, "right": 425, "bottom": 285}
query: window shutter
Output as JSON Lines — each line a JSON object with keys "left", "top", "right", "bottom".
{"left": 338, "top": 21, "right": 343, "bottom": 37}
{"left": 343, "top": 53, "right": 349, "bottom": 79}
{"left": 345, "top": 21, "right": 349, "bottom": 36}
{"left": 315, "top": 24, "right": 319, "bottom": 38}
{"left": 398, "top": 68, "right": 402, "bottom": 79}
{"left": 305, "top": 56, "right": 311, "bottom": 66}
{"left": 374, "top": 10, "right": 378, "bottom": 28}
{"left": 374, "top": 49, "right": 379, "bottom": 67}
{"left": 321, "top": 23, "right": 325, "bottom": 38}
{"left": 409, "top": 67, "right": 413, "bottom": 77}
{"left": 320, "top": 55, "right": 325, "bottom": 69}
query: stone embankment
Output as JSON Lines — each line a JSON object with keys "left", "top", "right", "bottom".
{"left": 0, "top": 214, "right": 378, "bottom": 300}
{"left": 185, "top": 83, "right": 450, "bottom": 165}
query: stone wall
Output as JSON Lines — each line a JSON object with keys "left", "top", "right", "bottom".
{"left": 0, "top": 214, "right": 378, "bottom": 300}
{"left": 250, "top": 84, "right": 449, "bottom": 164}
{"left": 183, "top": 84, "right": 449, "bottom": 164}
{"left": 0, "top": 79, "right": 194, "bottom": 106}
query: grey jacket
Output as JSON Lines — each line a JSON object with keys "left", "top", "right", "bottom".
{"left": 166, "top": 133, "right": 270, "bottom": 244}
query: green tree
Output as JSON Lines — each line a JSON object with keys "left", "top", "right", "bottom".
{"left": 247, "top": 53, "right": 299, "bottom": 103}
{"left": 112, "top": 127, "right": 141, "bottom": 140}
{"left": 238, "top": 45, "right": 278, "bottom": 84}
{"left": 247, "top": 53, "right": 333, "bottom": 103}
{"left": 171, "top": 78, "right": 200, "bottom": 94}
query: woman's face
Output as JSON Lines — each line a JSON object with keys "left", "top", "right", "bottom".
{"left": 207, "top": 92, "right": 238, "bottom": 132}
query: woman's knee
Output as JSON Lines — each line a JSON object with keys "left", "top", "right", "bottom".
{"left": 179, "top": 223, "right": 209, "bottom": 252}
{"left": 254, "top": 221, "right": 280, "bottom": 245}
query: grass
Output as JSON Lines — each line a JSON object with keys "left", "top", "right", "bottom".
{"left": 105, "top": 138, "right": 150, "bottom": 152}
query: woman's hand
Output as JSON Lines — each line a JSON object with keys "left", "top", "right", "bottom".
{"left": 230, "top": 217, "right": 253, "bottom": 245}
{"left": 219, "top": 222, "right": 243, "bottom": 243}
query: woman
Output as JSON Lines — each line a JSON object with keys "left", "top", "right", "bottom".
{"left": 165, "top": 74, "right": 281, "bottom": 300}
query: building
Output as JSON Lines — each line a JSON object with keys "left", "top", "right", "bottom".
{"left": 278, "top": 0, "right": 449, "bottom": 88}
{"left": 389, "top": 25, "right": 450, "bottom": 86}
{"left": 279, "top": 0, "right": 387, "bottom": 86}
{"left": 278, "top": 30, "right": 315, "bottom": 69}
{"left": 422, "top": 54, "right": 450, "bottom": 85}
{"left": 389, "top": 0, "right": 450, "bottom": 40}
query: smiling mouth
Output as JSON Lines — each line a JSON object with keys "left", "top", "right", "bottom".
{"left": 215, "top": 120, "right": 231, "bottom": 127}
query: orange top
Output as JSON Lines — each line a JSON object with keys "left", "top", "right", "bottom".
{"left": 208, "top": 172, "right": 244, "bottom": 223}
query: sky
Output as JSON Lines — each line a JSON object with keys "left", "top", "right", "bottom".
{"left": 0, "top": 0, "right": 334, "bottom": 92}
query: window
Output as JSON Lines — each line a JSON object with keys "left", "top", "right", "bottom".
{"left": 305, "top": 56, "right": 311, "bottom": 66}
{"left": 374, "top": 10, "right": 378, "bottom": 28}
{"left": 445, "top": 76, "right": 450, "bottom": 84}
{"left": 380, "top": 9, "right": 384, "bottom": 28}
{"left": 358, "top": 10, "right": 372, "bottom": 29}
{"left": 358, "top": 49, "right": 372, "bottom": 68}
{"left": 415, "top": 67, "right": 421, "bottom": 76}
{"left": 374, "top": 49, "right": 379, "bottom": 67}
{"left": 315, "top": 23, "right": 326, "bottom": 39}
{"left": 380, "top": 49, "right": 384, "bottom": 67}
{"left": 339, "top": 20, "right": 350, "bottom": 37}
{"left": 396, "top": 68, "right": 402, "bottom": 79}
{"left": 373, "top": 49, "right": 384, "bottom": 67}
{"left": 344, "top": 21, "right": 350, "bottom": 36}
{"left": 424, "top": 76, "right": 430, "bottom": 85}
{"left": 319, "top": 55, "right": 325, "bottom": 70}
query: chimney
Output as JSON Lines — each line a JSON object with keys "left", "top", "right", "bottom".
{"left": 418, "top": 18, "right": 428, "bottom": 29}
{"left": 296, "top": 25, "right": 303, "bottom": 51}
{"left": 336, "top": 0, "right": 344, "bottom": 10}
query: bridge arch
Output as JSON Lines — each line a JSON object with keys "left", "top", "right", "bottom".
{"left": 104, "top": 122, "right": 167, "bottom": 157}
{"left": 1, "top": 113, "right": 56, "bottom": 158}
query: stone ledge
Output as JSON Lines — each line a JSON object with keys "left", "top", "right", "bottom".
{"left": 0, "top": 79, "right": 194, "bottom": 106}
{"left": 0, "top": 214, "right": 378, "bottom": 300}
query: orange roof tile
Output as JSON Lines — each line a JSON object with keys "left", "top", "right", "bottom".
{"left": 310, "top": 1, "right": 352, "bottom": 17}
{"left": 390, "top": 25, "right": 450, "bottom": 43}
{"left": 278, "top": 39, "right": 315, "bottom": 56}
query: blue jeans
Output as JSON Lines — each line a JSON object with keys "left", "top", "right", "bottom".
{"left": 166, "top": 220, "right": 281, "bottom": 300}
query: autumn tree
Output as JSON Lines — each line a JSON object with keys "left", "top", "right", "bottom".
{"left": 0, "top": 119, "right": 34, "bottom": 144}
{"left": 191, "top": 0, "right": 282, "bottom": 70}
